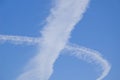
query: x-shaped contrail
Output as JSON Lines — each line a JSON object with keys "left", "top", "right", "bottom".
{"left": 0, "top": 0, "right": 111, "bottom": 80}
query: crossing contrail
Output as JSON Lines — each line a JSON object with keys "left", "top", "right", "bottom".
{"left": 65, "top": 44, "right": 111, "bottom": 80}
{"left": 0, "top": 35, "right": 40, "bottom": 45}
{"left": 0, "top": 0, "right": 111, "bottom": 80}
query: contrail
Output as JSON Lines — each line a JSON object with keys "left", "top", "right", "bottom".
{"left": 17, "top": 0, "right": 90, "bottom": 80}
{"left": 0, "top": 35, "right": 111, "bottom": 80}
{"left": 0, "top": 0, "right": 111, "bottom": 80}
{"left": 0, "top": 35, "right": 40, "bottom": 45}
{"left": 65, "top": 44, "right": 111, "bottom": 80}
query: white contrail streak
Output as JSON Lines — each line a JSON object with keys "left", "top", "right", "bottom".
{"left": 0, "top": 34, "right": 111, "bottom": 79}
{"left": 0, "top": 35, "right": 111, "bottom": 80}
{"left": 16, "top": 0, "right": 90, "bottom": 80}
{"left": 65, "top": 44, "right": 111, "bottom": 80}
{"left": 0, "top": 0, "right": 111, "bottom": 80}
{"left": 0, "top": 35, "right": 40, "bottom": 45}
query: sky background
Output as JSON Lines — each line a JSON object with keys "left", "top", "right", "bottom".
{"left": 0, "top": 0, "right": 120, "bottom": 80}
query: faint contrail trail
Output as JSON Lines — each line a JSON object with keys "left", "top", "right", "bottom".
{"left": 65, "top": 44, "right": 111, "bottom": 80}
{"left": 0, "top": 34, "right": 111, "bottom": 80}
{"left": 0, "top": 0, "right": 111, "bottom": 80}
{"left": 0, "top": 35, "right": 40, "bottom": 45}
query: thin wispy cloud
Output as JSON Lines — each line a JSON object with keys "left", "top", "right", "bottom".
{"left": 0, "top": 0, "right": 111, "bottom": 80}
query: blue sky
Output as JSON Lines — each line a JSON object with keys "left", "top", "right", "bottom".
{"left": 0, "top": 0, "right": 120, "bottom": 80}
